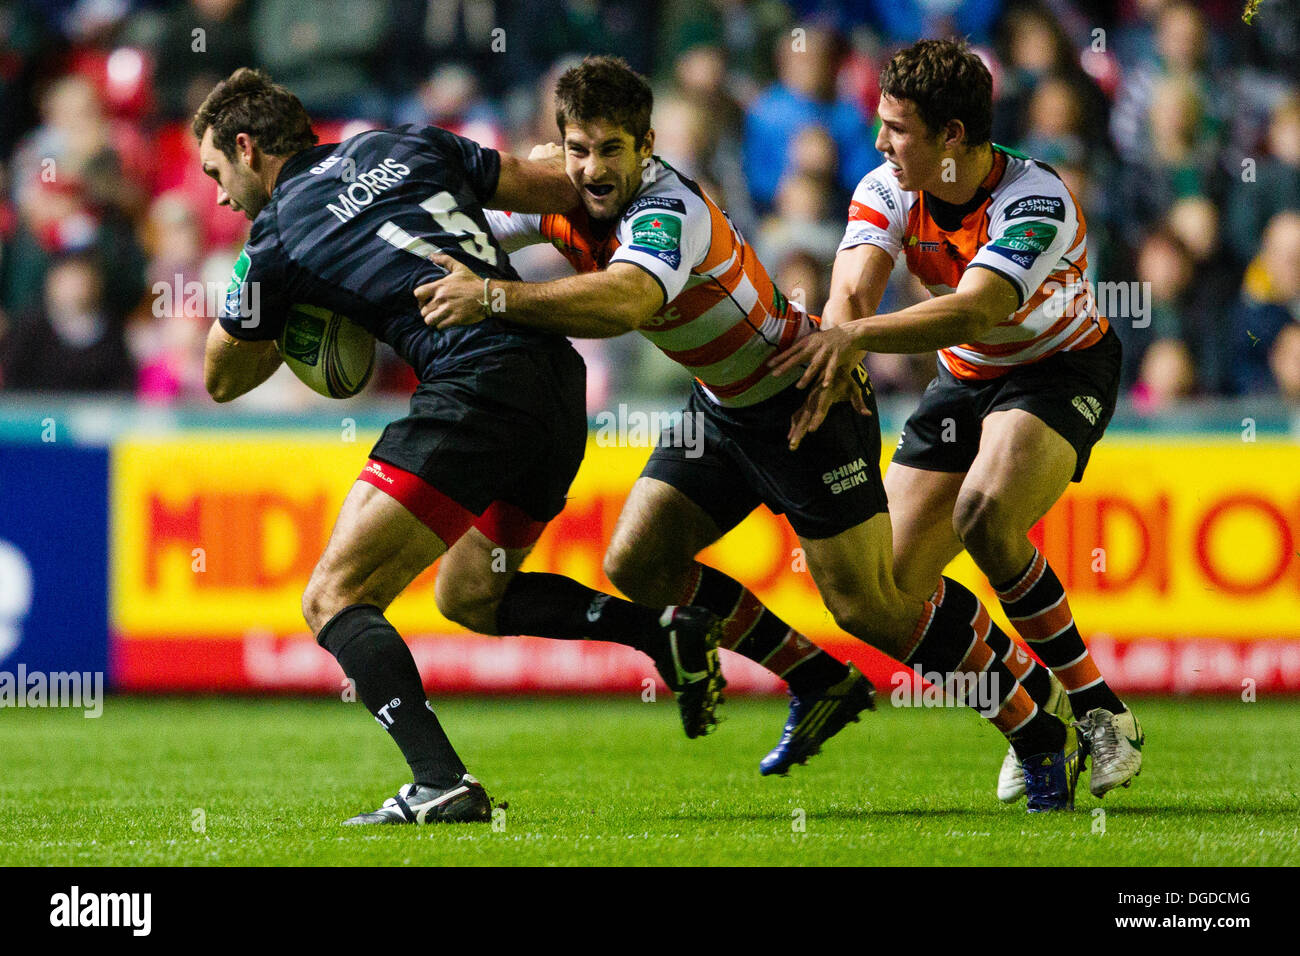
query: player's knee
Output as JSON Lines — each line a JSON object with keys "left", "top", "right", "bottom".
{"left": 302, "top": 577, "right": 344, "bottom": 637}
{"left": 603, "top": 540, "right": 673, "bottom": 604}
{"left": 953, "top": 489, "right": 1009, "bottom": 554}
{"left": 434, "top": 578, "right": 500, "bottom": 635}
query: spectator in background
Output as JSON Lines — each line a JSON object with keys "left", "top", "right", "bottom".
{"left": 1111, "top": 1, "right": 1226, "bottom": 162}
{"left": 653, "top": 89, "right": 756, "bottom": 234}
{"left": 743, "top": 25, "right": 877, "bottom": 212}
{"left": 251, "top": 0, "right": 391, "bottom": 119}
{"left": 1225, "top": 91, "right": 1300, "bottom": 267}
{"left": 772, "top": 247, "right": 827, "bottom": 316}
{"left": 1126, "top": 228, "right": 1198, "bottom": 404}
{"left": 3, "top": 73, "right": 146, "bottom": 319}
{"left": 1165, "top": 195, "right": 1239, "bottom": 392}
{"left": 0, "top": 250, "right": 133, "bottom": 392}
{"left": 150, "top": 0, "right": 254, "bottom": 120}
{"left": 755, "top": 169, "right": 842, "bottom": 267}
{"left": 993, "top": 3, "right": 1109, "bottom": 152}
{"left": 127, "top": 193, "right": 212, "bottom": 403}
{"left": 1117, "top": 75, "right": 1221, "bottom": 246}
{"left": 658, "top": 0, "right": 792, "bottom": 90}
{"left": 393, "top": 64, "right": 507, "bottom": 150}
{"left": 1232, "top": 210, "right": 1300, "bottom": 397}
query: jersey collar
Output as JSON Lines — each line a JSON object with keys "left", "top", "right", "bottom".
{"left": 923, "top": 147, "right": 1006, "bottom": 231}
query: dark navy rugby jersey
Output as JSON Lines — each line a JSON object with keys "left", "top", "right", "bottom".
{"left": 218, "top": 124, "right": 565, "bottom": 378}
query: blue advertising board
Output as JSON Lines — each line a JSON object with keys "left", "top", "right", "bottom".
{"left": 0, "top": 442, "right": 109, "bottom": 677}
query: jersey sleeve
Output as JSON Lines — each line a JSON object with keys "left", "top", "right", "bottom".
{"left": 838, "top": 165, "right": 906, "bottom": 260}
{"left": 416, "top": 125, "right": 501, "bottom": 205}
{"left": 608, "top": 192, "right": 708, "bottom": 304}
{"left": 483, "top": 209, "right": 545, "bottom": 253}
{"left": 967, "top": 189, "right": 1078, "bottom": 308}
{"left": 218, "top": 217, "right": 292, "bottom": 341}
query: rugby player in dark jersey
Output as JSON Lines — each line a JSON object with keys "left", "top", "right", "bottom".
{"left": 194, "top": 68, "right": 724, "bottom": 826}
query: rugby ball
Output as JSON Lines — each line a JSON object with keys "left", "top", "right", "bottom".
{"left": 276, "top": 304, "right": 375, "bottom": 398}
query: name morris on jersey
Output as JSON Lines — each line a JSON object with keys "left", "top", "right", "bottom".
{"left": 326, "top": 157, "right": 412, "bottom": 223}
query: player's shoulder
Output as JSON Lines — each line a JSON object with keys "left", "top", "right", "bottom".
{"left": 849, "top": 161, "right": 910, "bottom": 218}
{"left": 989, "top": 148, "right": 1076, "bottom": 226}
{"left": 617, "top": 160, "right": 705, "bottom": 227}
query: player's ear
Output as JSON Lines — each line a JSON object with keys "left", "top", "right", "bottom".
{"left": 942, "top": 119, "right": 966, "bottom": 152}
{"left": 235, "top": 132, "right": 256, "bottom": 168}
{"left": 640, "top": 128, "right": 655, "bottom": 157}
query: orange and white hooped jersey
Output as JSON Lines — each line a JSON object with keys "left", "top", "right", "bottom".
{"left": 486, "top": 159, "right": 815, "bottom": 407}
{"left": 839, "top": 146, "right": 1109, "bottom": 380}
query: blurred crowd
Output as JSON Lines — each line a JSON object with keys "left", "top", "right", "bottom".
{"left": 0, "top": 0, "right": 1298, "bottom": 409}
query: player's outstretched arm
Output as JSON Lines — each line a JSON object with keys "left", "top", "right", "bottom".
{"left": 415, "top": 255, "right": 663, "bottom": 339}
{"left": 769, "top": 266, "right": 1020, "bottom": 387}
{"left": 204, "top": 320, "right": 283, "bottom": 402}
{"left": 488, "top": 151, "right": 581, "bottom": 215}
{"left": 784, "top": 243, "right": 896, "bottom": 448}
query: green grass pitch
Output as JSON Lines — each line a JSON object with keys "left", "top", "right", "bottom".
{"left": 2, "top": 695, "right": 1297, "bottom": 866}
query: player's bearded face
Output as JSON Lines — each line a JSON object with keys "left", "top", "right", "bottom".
{"left": 875, "top": 94, "right": 948, "bottom": 193}
{"left": 563, "top": 121, "right": 655, "bottom": 222}
{"left": 199, "top": 128, "right": 270, "bottom": 220}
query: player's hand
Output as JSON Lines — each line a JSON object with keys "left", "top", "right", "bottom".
{"left": 766, "top": 323, "right": 864, "bottom": 390}
{"left": 787, "top": 367, "right": 873, "bottom": 451}
{"left": 415, "top": 253, "right": 487, "bottom": 329}
{"left": 528, "top": 142, "right": 564, "bottom": 162}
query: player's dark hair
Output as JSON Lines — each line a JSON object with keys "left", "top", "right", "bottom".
{"left": 191, "top": 67, "right": 318, "bottom": 159}
{"left": 880, "top": 39, "right": 993, "bottom": 147}
{"left": 554, "top": 56, "right": 653, "bottom": 147}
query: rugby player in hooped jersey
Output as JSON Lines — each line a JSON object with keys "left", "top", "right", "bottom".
{"left": 770, "top": 39, "right": 1143, "bottom": 803}
{"left": 417, "top": 56, "right": 1082, "bottom": 810}
{"left": 196, "top": 68, "right": 729, "bottom": 827}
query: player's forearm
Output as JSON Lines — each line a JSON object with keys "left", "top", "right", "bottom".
{"left": 841, "top": 295, "right": 995, "bottom": 354}
{"left": 491, "top": 272, "right": 651, "bottom": 339}
{"left": 204, "top": 324, "right": 282, "bottom": 402}
{"left": 821, "top": 244, "right": 891, "bottom": 329}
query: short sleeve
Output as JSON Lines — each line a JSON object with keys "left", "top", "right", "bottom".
{"left": 218, "top": 217, "right": 291, "bottom": 341}
{"left": 608, "top": 193, "right": 707, "bottom": 304}
{"left": 417, "top": 125, "right": 501, "bottom": 205}
{"left": 967, "top": 191, "right": 1077, "bottom": 308}
{"left": 484, "top": 209, "right": 544, "bottom": 253}
{"left": 838, "top": 166, "right": 906, "bottom": 260}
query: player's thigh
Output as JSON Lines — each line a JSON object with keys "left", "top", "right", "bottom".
{"left": 882, "top": 462, "right": 967, "bottom": 599}
{"left": 604, "top": 477, "right": 729, "bottom": 606}
{"left": 304, "top": 480, "right": 448, "bottom": 633}
{"left": 799, "top": 511, "right": 924, "bottom": 658}
{"left": 434, "top": 526, "right": 535, "bottom": 634}
{"left": 956, "top": 407, "right": 1075, "bottom": 545}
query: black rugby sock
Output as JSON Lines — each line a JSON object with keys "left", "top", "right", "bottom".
{"left": 495, "top": 572, "right": 663, "bottom": 653}
{"left": 317, "top": 604, "right": 465, "bottom": 789}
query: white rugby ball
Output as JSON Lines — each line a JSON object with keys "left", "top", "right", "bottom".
{"left": 276, "top": 304, "right": 375, "bottom": 399}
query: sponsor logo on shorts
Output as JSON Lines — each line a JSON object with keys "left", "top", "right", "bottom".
{"left": 823, "top": 457, "right": 870, "bottom": 494}
{"left": 1072, "top": 394, "right": 1102, "bottom": 425}
{"left": 364, "top": 462, "right": 393, "bottom": 484}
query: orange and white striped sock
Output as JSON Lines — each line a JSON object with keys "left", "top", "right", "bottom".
{"left": 995, "top": 549, "right": 1125, "bottom": 716}
{"left": 906, "top": 577, "right": 1064, "bottom": 755}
